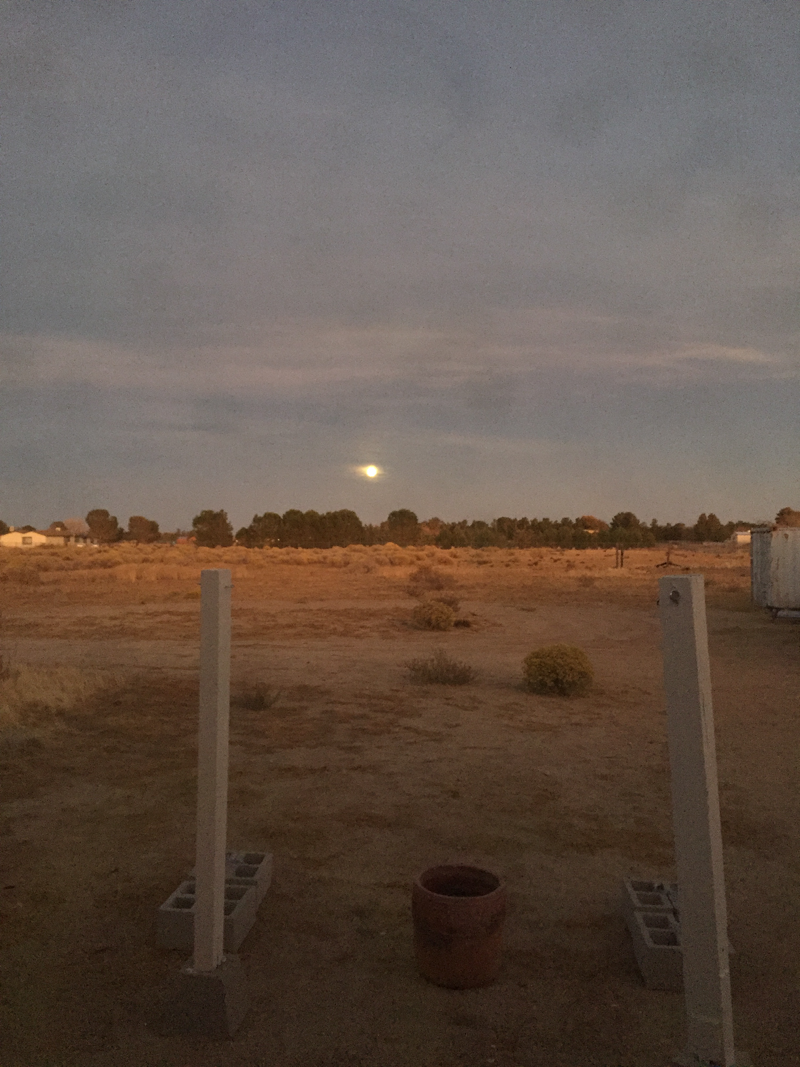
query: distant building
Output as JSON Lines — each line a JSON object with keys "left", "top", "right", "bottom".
{"left": 0, "top": 529, "right": 50, "bottom": 548}
{"left": 730, "top": 530, "right": 751, "bottom": 546}
{"left": 0, "top": 526, "right": 91, "bottom": 548}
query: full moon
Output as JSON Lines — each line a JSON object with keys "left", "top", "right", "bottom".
{"left": 365, "top": 465, "right": 378, "bottom": 478}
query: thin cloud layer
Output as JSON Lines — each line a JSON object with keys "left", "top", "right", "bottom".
{"left": 1, "top": 1, "right": 798, "bottom": 527}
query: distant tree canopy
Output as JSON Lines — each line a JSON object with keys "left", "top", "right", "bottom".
{"left": 153, "top": 506, "right": 766, "bottom": 550}
{"left": 236, "top": 509, "right": 366, "bottom": 549}
{"left": 693, "top": 512, "right": 727, "bottom": 542}
{"left": 192, "top": 509, "right": 234, "bottom": 548}
{"left": 775, "top": 507, "right": 800, "bottom": 527}
{"left": 578, "top": 515, "right": 609, "bottom": 531}
{"left": 383, "top": 509, "right": 421, "bottom": 547}
{"left": 127, "top": 515, "right": 160, "bottom": 543}
{"left": 237, "top": 512, "right": 283, "bottom": 547}
{"left": 86, "top": 509, "right": 123, "bottom": 543}
{"left": 0, "top": 519, "right": 9, "bottom": 536}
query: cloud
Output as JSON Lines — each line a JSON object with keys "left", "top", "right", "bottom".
{"left": 2, "top": 1, "right": 799, "bottom": 527}
{"left": 666, "top": 343, "right": 776, "bottom": 365}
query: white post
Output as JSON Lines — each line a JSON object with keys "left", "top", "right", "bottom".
{"left": 194, "top": 569, "right": 232, "bottom": 973}
{"left": 659, "top": 575, "right": 735, "bottom": 1066}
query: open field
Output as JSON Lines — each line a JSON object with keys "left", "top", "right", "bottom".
{"left": 1, "top": 543, "right": 798, "bottom": 1066}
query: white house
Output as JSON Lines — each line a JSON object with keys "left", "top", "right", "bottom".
{"left": 0, "top": 529, "right": 50, "bottom": 548}
{"left": 0, "top": 526, "right": 90, "bottom": 548}
{"left": 730, "top": 530, "right": 751, "bottom": 546}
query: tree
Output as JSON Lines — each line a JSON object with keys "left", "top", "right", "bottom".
{"left": 63, "top": 517, "right": 90, "bottom": 535}
{"left": 280, "top": 509, "right": 308, "bottom": 548}
{"left": 608, "top": 511, "right": 654, "bottom": 547}
{"left": 320, "top": 509, "right": 364, "bottom": 547}
{"left": 127, "top": 515, "right": 160, "bottom": 543}
{"left": 610, "top": 511, "right": 642, "bottom": 531}
{"left": 191, "top": 509, "right": 234, "bottom": 548}
{"left": 658, "top": 522, "right": 688, "bottom": 542}
{"left": 236, "top": 512, "right": 282, "bottom": 548}
{"left": 435, "top": 523, "right": 469, "bottom": 549}
{"left": 492, "top": 517, "right": 512, "bottom": 542}
{"left": 0, "top": 519, "right": 8, "bottom": 536}
{"left": 578, "top": 515, "right": 609, "bottom": 532}
{"left": 385, "top": 509, "right": 420, "bottom": 546}
{"left": 86, "top": 509, "right": 122, "bottom": 543}
{"left": 775, "top": 507, "right": 800, "bottom": 527}
{"left": 693, "top": 513, "right": 729, "bottom": 542}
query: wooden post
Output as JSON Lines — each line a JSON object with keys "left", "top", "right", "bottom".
{"left": 659, "top": 575, "right": 735, "bottom": 1066}
{"left": 194, "top": 569, "right": 232, "bottom": 973}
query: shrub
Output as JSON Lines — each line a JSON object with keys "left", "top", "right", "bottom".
{"left": 406, "top": 564, "right": 456, "bottom": 598}
{"left": 236, "top": 684, "right": 282, "bottom": 711}
{"left": 523, "top": 644, "right": 593, "bottom": 696}
{"left": 412, "top": 600, "right": 456, "bottom": 631}
{"left": 433, "top": 594, "right": 461, "bottom": 611}
{"left": 2, "top": 565, "right": 41, "bottom": 585}
{"left": 406, "top": 649, "right": 476, "bottom": 685}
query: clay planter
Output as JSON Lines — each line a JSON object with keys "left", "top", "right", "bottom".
{"left": 412, "top": 865, "right": 506, "bottom": 988}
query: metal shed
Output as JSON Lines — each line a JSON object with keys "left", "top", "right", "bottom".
{"left": 751, "top": 526, "right": 800, "bottom": 610}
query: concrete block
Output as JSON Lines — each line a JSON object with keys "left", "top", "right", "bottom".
{"left": 162, "top": 953, "right": 249, "bottom": 1037}
{"left": 190, "top": 850, "right": 273, "bottom": 906}
{"left": 158, "top": 880, "right": 259, "bottom": 952}
{"left": 630, "top": 910, "right": 683, "bottom": 992}
{"left": 622, "top": 878, "right": 678, "bottom": 930}
{"left": 622, "top": 879, "right": 733, "bottom": 980}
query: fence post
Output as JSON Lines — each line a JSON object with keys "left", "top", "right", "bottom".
{"left": 162, "top": 568, "right": 249, "bottom": 1037}
{"left": 659, "top": 575, "right": 737, "bottom": 1067}
{"left": 194, "top": 568, "right": 232, "bottom": 972}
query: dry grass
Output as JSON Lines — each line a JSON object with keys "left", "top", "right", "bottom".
{"left": 0, "top": 662, "right": 122, "bottom": 744}
{"left": 405, "top": 649, "right": 477, "bottom": 685}
{"left": 0, "top": 540, "right": 751, "bottom": 581}
{"left": 0, "top": 545, "right": 754, "bottom": 628}
{"left": 411, "top": 599, "right": 456, "bottom": 630}
{"left": 0, "top": 540, "right": 794, "bottom": 1066}
{"left": 405, "top": 564, "right": 457, "bottom": 598}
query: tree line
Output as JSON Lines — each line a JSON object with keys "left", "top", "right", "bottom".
{"left": 3, "top": 506, "right": 798, "bottom": 549}
{"left": 195, "top": 506, "right": 795, "bottom": 549}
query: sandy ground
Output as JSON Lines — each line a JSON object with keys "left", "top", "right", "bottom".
{"left": 1, "top": 544, "right": 798, "bottom": 1066}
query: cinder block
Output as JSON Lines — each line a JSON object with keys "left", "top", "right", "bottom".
{"left": 161, "top": 954, "right": 250, "bottom": 1037}
{"left": 190, "top": 851, "right": 273, "bottom": 906}
{"left": 621, "top": 878, "right": 677, "bottom": 932}
{"left": 621, "top": 878, "right": 733, "bottom": 981}
{"left": 630, "top": 910, "right": 683, "bottom": 991}
{"left": 158, "top": 880, "right": 259, "bottom": 952}
{"left": 660, "top": 882, "right": 679, "bottom": 915}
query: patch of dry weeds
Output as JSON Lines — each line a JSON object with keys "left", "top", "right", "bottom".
{"left": 405, "top": 649, "right": 477, "bottom": 685}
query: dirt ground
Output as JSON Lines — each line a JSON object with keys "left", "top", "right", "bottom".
{"left": 1, "top": 543, "right": 798, "bottom": 1066}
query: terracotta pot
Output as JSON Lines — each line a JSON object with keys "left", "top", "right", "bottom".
{"left": 412, "top": 865, "right": 506, "bottom": 988}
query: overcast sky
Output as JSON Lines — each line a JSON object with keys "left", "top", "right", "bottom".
{"left": 2, "top": 0, "right": 798, "bottom": 531}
